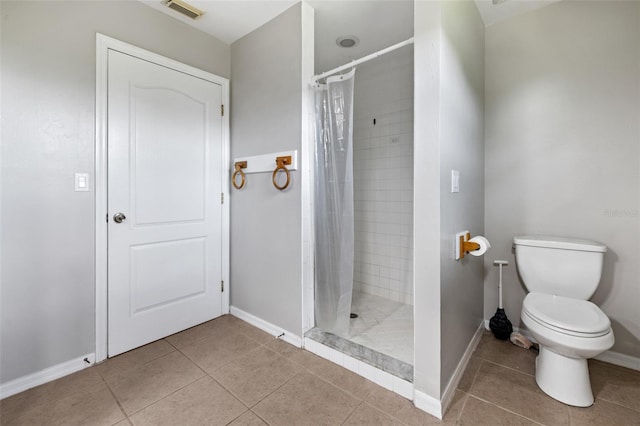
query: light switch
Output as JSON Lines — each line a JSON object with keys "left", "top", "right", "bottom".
{"left": 451, "top": 170, "right": 460, "bottom": 193}
{"left": 75, "top": 173, "right": 89, "bottom": 192}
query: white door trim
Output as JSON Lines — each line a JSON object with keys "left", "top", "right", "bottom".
{"left": 95, "top": 33, "right": 230, "bottom": 362}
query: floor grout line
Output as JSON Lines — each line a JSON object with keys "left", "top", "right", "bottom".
{"left": 480, "top": 357, "right": 536, "bottom": 377}
{"left": 248, "top": 407, "right": 274, "bottom": 426}
{"left": 303, "top": 366, "right": 373, "bottom": 402}
{"left": 465, "top": 394, "right": 548, "bottom": 426}
{"left": 452, "top": 390, "right": 470, "bottom": 423}
{"left": 246, "top": 370, "right": 305, "bottom": 411}
{"left": 98, "top": 367, "right": 132, "bottom": 424}
{"left": 338, "top": 399, "right": 365, "bottom": 425}
{"left": 593, "top": 396, "right": 640, "bottom": 414}
{"left": 361, "top": 400, "right": 413, "bottom": 426}
{"left": 464, "top": 357, "right": 484, "bottom": 394}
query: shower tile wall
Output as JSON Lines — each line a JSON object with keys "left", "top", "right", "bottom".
{"left": 352, "top": 48, "right": 414, "bottom": 305}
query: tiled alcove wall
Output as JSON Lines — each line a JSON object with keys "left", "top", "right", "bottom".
{"left": 352, "top": 47, "right": 414, "bottom": 305}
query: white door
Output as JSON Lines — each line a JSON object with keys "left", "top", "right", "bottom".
{"left": 107, "top": 50, "right": 223, "bottom": 356}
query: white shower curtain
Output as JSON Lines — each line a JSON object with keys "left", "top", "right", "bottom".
{"left": 313, "top": 69, "right": 355, "bottom": 336}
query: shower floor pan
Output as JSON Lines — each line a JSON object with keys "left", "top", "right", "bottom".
{"left": 306, "top": 292, "right": 414, "bottom": 382}
{"left": 304, "top": 327, "right": 413, "bottom": 382}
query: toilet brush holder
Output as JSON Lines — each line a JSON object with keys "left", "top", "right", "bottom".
{"left": 490, "top": 260, "right": 513, "bottom": 340}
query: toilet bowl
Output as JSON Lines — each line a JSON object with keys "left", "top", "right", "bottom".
{"left": 521, "top": 293, "right": 614, "bottom": 406}
{"left": 513, "top": 235, "right": 614, "bottom": 407}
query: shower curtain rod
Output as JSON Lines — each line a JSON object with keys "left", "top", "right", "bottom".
{"left": 312, "top": 37, "right": 414, "bottom": 83}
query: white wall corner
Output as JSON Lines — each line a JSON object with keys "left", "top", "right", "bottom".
{"left": 414, "top": 389, "right": 443, "bottom": 420}
{"left": 0, "top": 353, "right": 95, "bottom": 400}
{"left": 230, "top": 305, "right": 302, "bottom": 348}
{"left": 300, "top": 0, "right": 315, "bottom": 335}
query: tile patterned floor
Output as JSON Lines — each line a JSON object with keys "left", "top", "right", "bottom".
{"left": 346, "top": 292, "right": 414, "bottom": 364}
{"left": 2, "top": 316, "right": 640, "bottom": 425}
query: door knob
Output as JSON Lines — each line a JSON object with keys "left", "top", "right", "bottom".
{"left": 113, "top": 212, "right": 127, "bottom": 223}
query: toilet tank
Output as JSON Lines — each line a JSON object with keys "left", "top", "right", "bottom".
{"left": 513, "top": 235, "right": 607, "bottom": 300}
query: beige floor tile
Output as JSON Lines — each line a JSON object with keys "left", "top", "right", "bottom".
{"left": 113, "top": 419, "right": 133, "bottom": 426}
{"left": 97, "top": 340, "right": 175, "bottom": 380}
{"left": 303, "top": 353, "right": 376, "bottom": 400}
{"left": 5, "top": 383, "right": 125, "bottom": 426}
{"left": 179, "top": 331, "right": 260, "bottom": 374}
{"left": 590, "top": 360, "right": 640, "bottom": 412}
{"left": 264, "top": 337, "right": 302, "bottom": 358}
{"left": 457, "top": 354, "right": 483, "bottom": 392}
{"left": 166, "top": 316, "right": 238, "bottom": 349}
{"left": 0, "top": 368, "right": 104, "bottom": 424}
{"left": 228, "top": 411, "right": 268, "bottom": 426}
{"left": 458, "top": 395, "right": 538, "bottom": 425}
{"left": 470, "top": 361, "right": 570, "bottom": 425}
{"left": 129, "top": 376, "right": 246, "bottom": 426}
{"left": 105, "top": 350, "right": 204, "bottom": 415}
{"left": 211, "top": 346, "right": 301, "bottom": 407}
{"left": 343, "top": 402, "right": 405, "bottom": 425}
{"left": 272, "top": 342, "right": 326, "bottom": 370}
{"left": 475, "top": 331, "right": 537, "bottom": 376}
{"left": 365, "top": 385, "right": 440, "bottom": 426}
{"left": 570, "top": 399, "right": 640, "bottom": 425}
{"left": 253, "top": 372, "right": 360, "bottom": 425}
{"left": 441, "top": 390, "right": 468, "bottom": 424}
{"left": 233, "top": 320, "right": 277, "bottom": 345}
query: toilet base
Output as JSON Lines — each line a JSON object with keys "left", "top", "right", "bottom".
{"left": 535, "top": 346, "right": 594, "bottom": 407}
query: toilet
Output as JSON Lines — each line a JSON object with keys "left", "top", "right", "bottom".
{"left": 513, "top": 235, "right": 614, "bottom": 407}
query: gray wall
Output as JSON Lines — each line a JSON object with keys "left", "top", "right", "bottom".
{"left": 413, "top": 0, "right": 485, "bottom": 401}
{"left": 229, "top": 3, "right": 311, "bottom": 336}
{"left": 0, "top": 1, "right": 229, "bottom": 384}
{"left": 439, "top": 0, "right": 485, "bottom": 393}
{"left": 484, "top": 0, "right": 640, "bottom": 359}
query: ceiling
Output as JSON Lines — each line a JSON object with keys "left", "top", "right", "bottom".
{"left": 140, "top": 0, "right": 561, "bottom": 72}
{"left": 474, "top": 0, "right": 562, "bottom": 27}
{"left": 141, "top": 0, "right": 299, "bottom": 44}
{"left": 309, "top": 0, "right": 413, "bottom": 73}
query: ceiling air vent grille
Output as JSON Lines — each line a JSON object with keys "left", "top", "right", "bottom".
{"left": 164, "top": 0, "right": 204, "bottom": 20}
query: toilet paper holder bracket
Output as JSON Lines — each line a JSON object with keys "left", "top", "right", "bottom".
{"left": 456, "top": 231, "right": 485, "bottom": 260}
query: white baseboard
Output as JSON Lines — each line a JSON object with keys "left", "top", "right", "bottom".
{"left": 484, "top": 319, "right": 640, "bottom": 372}
{"left": 0, "top": 353, "right": 95, "bottom": 400}
{"left": 414, "top": 389, "right": 443, "bottom": 420}
{"left": 441, "top": 321, "right": 484, "bottom": 414}
{"left": 595, "top": 350, "right": 640, "bottom": 371}
{"left": 230, "top": 306, "right": 302, "bottom": 348}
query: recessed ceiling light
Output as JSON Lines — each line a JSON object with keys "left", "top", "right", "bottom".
{"left": 336, "top": 36, "right": 360, "bottom": 48}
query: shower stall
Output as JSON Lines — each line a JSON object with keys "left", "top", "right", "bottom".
{"left": 311, "top": 42, "right": 414, "bottom": 373}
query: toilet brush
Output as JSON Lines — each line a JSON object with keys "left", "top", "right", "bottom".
{"left": 489, "top": 260, "right": 513, "bottom": 340}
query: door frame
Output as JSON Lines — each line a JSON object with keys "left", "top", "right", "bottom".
{"left": 95, "top": 33, "right": 230, "bottom": 362}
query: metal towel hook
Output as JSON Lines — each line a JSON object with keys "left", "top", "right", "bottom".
{"left": 272, "top": 156, "right": 292, "bottom": 191}
{"left": 232, "top": 161, "right": 247, "bottom": 189}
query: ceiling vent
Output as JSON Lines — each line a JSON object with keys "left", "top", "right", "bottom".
{"left": 163, "top": 0, "right": 204, "bottom": 20}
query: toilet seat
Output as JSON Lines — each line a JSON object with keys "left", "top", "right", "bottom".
{"left": 523, "top": 293, "right": 611, "bottom": 338}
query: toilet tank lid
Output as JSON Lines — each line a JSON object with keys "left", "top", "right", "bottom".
{"left": 513, "top": 235, "right": 607, "bottom": 252}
